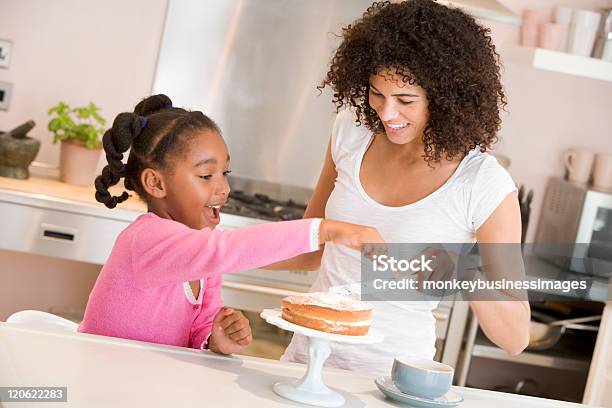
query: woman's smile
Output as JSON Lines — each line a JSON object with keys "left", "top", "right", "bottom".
{"left": 383, "top": 122, "right": 411, "bottom": 140}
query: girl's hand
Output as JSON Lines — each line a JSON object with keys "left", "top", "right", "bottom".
{"left": 208, "top": 307, "right": 252, "bottom": 355}
{"left": 319, "top": 219, "right": 386, "bottom": 256}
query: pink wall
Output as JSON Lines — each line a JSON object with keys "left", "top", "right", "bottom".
{"left": 483, "top": 0, "right": 612, "bottom": 241}
{"left": 0, "top": 0, "right": 167, "bottom": 319}
{"left": 0, "top": 0, "right": 167, "bottom": 167}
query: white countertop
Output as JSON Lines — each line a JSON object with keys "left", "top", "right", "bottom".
{"left": 0, "top": 323, "right": 591, "bottom": 408}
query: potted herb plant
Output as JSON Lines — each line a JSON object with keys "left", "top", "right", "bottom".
{"left": 48, "top": 102, "right": 106, "bottom": 186}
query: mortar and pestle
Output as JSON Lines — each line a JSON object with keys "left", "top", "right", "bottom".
{"left": 0, "top": 120, "right": 41, "bottom": 179}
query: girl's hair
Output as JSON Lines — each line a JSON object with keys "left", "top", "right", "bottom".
{"left": 94, "top": 94, "right": 220, "bottom": 209}
{"left": 320, "top": 0, "right": 507, "bottom": 162}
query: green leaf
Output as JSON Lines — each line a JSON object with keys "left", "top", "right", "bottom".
{"left": 48, "top": 118, "right": 62, "bottom": 132}
{"left": 74, "top": 107, "right": 90, "bottom": 119}
{"left": 48, "top": 101, "right": 70, "bottom": 116}
{"left": 47, "top": 100, "right": 106, "bottom": 148}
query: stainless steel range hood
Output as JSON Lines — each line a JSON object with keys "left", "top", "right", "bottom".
{"left": 154, "top": 0, "right": 520, "bottom": 189}
{"left": 437, "top": 0, "right": 521, "bottom": 25}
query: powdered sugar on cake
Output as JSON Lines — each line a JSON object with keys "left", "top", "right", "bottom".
{"left": 284, "top": 292, "right": 372, "bottom": 311}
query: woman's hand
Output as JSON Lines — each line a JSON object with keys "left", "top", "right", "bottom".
{"left": 208, "top": 307, "right": 252, "bottom": 355}
{"left": 319, "top": 220, "right": 386, "bottom": 256}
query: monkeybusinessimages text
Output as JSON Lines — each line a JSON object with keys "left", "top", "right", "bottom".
{"left": 369, "top": 255, "right": 588, "bottom": 294}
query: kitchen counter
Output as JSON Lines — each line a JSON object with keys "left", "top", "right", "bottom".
{"left": 0, "top": 323, "right": 594, "bottom": 408}
{"left": 0, "top": 174, "right": 147, "bottom": 215}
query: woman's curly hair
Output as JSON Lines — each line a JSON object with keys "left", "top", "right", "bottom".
{"left": 321, "top": 0, "right": 506, "bottom": 162}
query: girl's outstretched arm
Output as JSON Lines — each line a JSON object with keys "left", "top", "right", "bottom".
{"left": 129, "top": 214, "right": 384, "bottom": 288}
{"left": 130, "top": 216, "right": 322, "bottom": 289}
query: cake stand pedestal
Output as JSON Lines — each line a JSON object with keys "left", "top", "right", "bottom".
{"left": 260, "top": 308, "right": 383, "bottom": 407}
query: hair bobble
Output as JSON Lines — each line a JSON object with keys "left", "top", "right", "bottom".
{"left": 139, "top": 116, "right": 148, "bottom": 130}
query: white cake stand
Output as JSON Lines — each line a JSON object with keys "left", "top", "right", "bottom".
{"left": 260, "top": 308, "right": 383, "bottom": 407}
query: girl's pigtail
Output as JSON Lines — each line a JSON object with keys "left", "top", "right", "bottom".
{"left": 94, "top": 113, "right": 142, "bottom": 209}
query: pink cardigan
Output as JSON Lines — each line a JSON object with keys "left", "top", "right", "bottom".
{"left": 79, "top": 213, "right": 319, "bottom": 349}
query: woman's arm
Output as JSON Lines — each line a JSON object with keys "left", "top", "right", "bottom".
{"left": 471, "top": 191, "right": 530, "bottom": 355}
{"left": 265, "top": 137, "right": 338, "bottom": 271}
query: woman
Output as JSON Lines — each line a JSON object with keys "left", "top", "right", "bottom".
{"left": 270, "top": 0, "right": 530, "bottom": 374}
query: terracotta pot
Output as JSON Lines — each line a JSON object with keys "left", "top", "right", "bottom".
{"left": 59, "top": 140, "right": 102, "bottom": 186}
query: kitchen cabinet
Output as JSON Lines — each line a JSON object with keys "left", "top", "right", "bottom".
{"left": 583, "top": 301, "right": 612, "bottom": 406}
{"left": 0, "top": 197, "right": 131, "bottom": 265}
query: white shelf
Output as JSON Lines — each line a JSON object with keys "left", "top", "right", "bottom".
{"left": 502, "top": 44, "right": 612, "bottom": 82}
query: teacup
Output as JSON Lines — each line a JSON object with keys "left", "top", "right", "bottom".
{"left": 391, "top": 357, "right": 454, "bottom": 399}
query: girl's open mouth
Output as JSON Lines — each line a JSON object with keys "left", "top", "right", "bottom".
{"left": 204, "top": 205, "right": 221, "bottom": 223}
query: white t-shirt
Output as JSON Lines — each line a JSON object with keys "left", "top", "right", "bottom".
{"left": 281, "top": 110, "right": 517, "bottom": 375}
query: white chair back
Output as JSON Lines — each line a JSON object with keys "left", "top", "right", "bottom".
{"left": 6, "top": 310, "right": 78, "bottom": 332}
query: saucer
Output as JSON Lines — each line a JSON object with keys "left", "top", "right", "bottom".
{"left": 374, "top": 376, "right": 463, "bottom": 407}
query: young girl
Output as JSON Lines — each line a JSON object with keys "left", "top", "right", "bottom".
{"left": 78, "top": 94, "right": 384, "bottom": 355}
